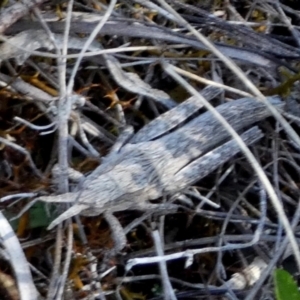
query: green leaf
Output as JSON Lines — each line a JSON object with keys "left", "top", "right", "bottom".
{"left": 3, "top": 202, "right": 56, "bottom": 230}
{"left": 28, "top": 202, "right": 54, "bottom": 229}
{"left": 274, "top": 269, "right": 300, "bottom": 300}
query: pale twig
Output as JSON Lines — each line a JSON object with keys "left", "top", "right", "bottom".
{"left": 198, "top": 165, "right": 235, "bottom": 209}
{"left": 103, "top": 53, "right": 176, "bottom": 108}
{"left": 0, "top": 193, "right": 38, "bottom": 202}
{"left": 14, "top": 116, "right": 56, "bottom": 132}
{"left": 226, "top": 185, "right": 267, "bottom": 249}
{"left": 84, "top": 102, "right": 121, "bottom": 127}
{"left": 56, "top": 0, "right": 73, "bottom": 195}
{"left": 169, "top": 66, "right": 252, "bottom": 98}
{"left": 193, "top": 209, "right": 270, "bottom": 225}
{"left": 0, "top": 136, "right": 43, "bottom": 178}
{"left": 29, "top": 263, "right": 48, "bottom": 281}
{"left": 216, "top": 183, "right": 267, "bottom": 284}
{"left": 126, "top": 243, "right": 267, "bottom": 270}
{"left": 152, "top": 230, "right": 177, "bottom": 300}
{"left": 66, "top": 0, "right": 117, "bottom": 95}
{"left": 0, "top": 211, "right": 39, "bottom": 300}
{"left": 272, "top": 124, "right": 283, "bottom": 253}
{"left": 184, "top": 189, "right": 220, "bottom": 209}
{"left": 123, "top": 211, "right": 153, "bottom": 236}
{"left": 109, "top": 126, "right": 134, "bottom": 155}
{"left": 127, "top": 233, "right": 300, "bottom": 260}
{"left": 79, "top": 115, "right": 116, "bottom": 144}
{"left": 133, "top": 0, "right": 177, "bottom": 21}
{"left": 0, "top": 0, "right": 46, "bottom": 34}
{"left": 30, "top": 6, "right": 61, "bottom": 53}
{"left": 224, "top": 0, "right": 245, "bottom": 22}
{"left": 0, "top": 33, "right": 167, "bottom": 59}
{"left": 282, "top": 110, "right": 300, "bottom": 124}
{"left": 279, "top": 2, "right": 300, "bottom": 18}
{"left": 26, "top": 60, "right": 59, "bottom": 89}
{"left": 133, "top": 63, "right": 160, "bottom": 113}
{"left": 275, "top": 2, "right": 300, "bottom": 48}
{"left": 21, "top": 235, "right": 55, "bottom": 250}
{"left": 68, "top": 135, "right": 95, "bottom": 158}
{"left": 72, "top": 113, "right": 100, "bottom": 157}
{"left": 47, "top": 1, "right": 74, "bottom": 297}
{"left": 85, "top": 251, "right": 102, "bottom": 293}
{"left": 0, "top": 72, "right": 55, "bottom": 103}
{"left": 55, "top": 221, "right": 73, "bottom": 300}
{"left": 113, "top": 55, "right": 216, "bottom": 65}
{"left": 46, "top": 224, "right": 63, "bottom": 300}
{"left": 119, "top": 274, "right": 213, "bottom": 289}
{"left": 215, "top": 197, "right": 248, "bottom": 280}
{"left": 40, "top": 127, "right": 59, "bottom": 136}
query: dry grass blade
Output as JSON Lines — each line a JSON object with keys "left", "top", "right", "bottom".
{"left": 0, "top": 0, "right": 46, "bottom": 34}
{"left": 0, "top": 212, "right": 39, "bottom": 300}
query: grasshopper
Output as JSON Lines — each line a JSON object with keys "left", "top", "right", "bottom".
{"left": 37, "top": 89, "right": 283, "bottom": 240}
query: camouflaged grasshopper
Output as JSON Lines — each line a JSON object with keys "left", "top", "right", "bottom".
{"left": 36, "top": 88, "right": 283, "bottom": 237}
